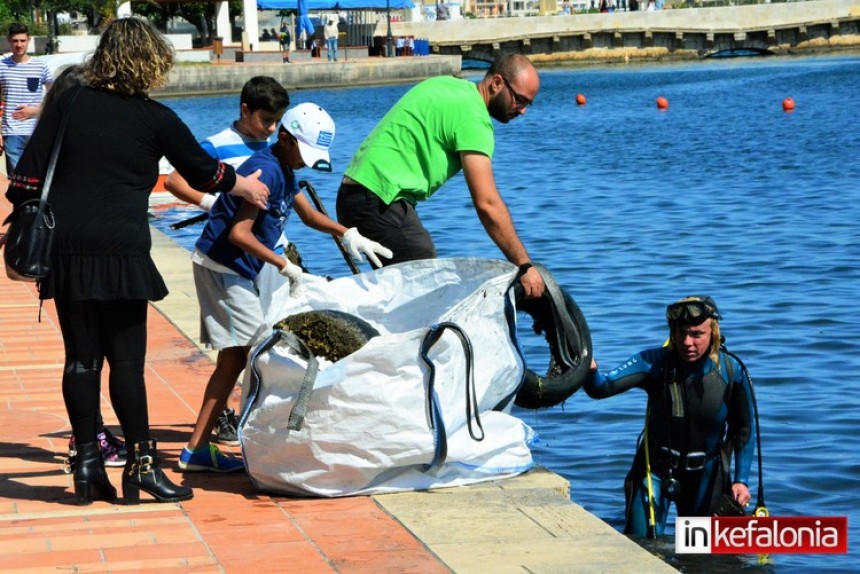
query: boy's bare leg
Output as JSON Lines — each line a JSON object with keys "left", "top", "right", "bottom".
{"left": 187, "top": 346, "right": 250, "bottom": 450}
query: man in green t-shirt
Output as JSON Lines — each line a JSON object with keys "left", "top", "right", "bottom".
{"left": 336, "top": 53, "right": 545, "bottom": 299}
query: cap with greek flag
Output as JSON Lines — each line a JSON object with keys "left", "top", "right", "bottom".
{"left": 281, "top": 103, "right": 335, "bottom": 172}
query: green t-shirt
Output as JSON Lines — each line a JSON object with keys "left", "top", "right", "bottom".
{"left": 345, "top": 75, "right": 494, "bottom": 205}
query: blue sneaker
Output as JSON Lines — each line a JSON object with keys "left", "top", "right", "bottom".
{"left": 178, "top": 444, "right": 245, "bottom": 472}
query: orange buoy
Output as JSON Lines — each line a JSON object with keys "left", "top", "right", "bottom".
{"left": 656, "top": 96, "right": 669, "bottom": 110}
{"left": 576, "top": 93, "right": 587, "bottom": 106}
{"left": 782, "top": 97, "right": 796, "bottom": 112}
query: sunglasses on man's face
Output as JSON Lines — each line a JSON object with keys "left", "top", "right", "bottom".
{"left": 501, "top": 76, "right": 533, "bottom": 109}
{"left": 666, "top": 300, "right": 720, "bottom": 325}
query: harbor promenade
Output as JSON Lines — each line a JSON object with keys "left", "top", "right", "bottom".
{"left": 154, "top": 55, "right": 463, "bottom": 97}
{"left": 0, "top": 183, "right": 679, "bottom": 572}
{"left": 392, "top": 0, "right": 860, "bottom": 62}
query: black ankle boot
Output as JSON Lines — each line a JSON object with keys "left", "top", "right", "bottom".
{"left": 123, "top": 439, "right": 194, "bottom": 504}
{"left": 74, "top": 441, "right": 117, "bottom": 505}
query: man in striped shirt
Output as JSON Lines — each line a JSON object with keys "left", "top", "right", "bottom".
{"left": 0, "top": 23, "right": 54, "bottom": 173}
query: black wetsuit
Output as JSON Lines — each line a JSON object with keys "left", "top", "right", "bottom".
{"left": 585, "top": 346, "right": 755, "bottom": 536}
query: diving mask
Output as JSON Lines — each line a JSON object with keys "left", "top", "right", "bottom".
{"left": 665, "top": 296, "right": 721, "bottom": 326}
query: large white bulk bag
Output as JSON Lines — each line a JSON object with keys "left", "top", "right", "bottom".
{"left": 238, "top": 258, "right": 538, "bottom": 497}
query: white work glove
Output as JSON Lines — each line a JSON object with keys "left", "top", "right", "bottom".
{"left": 199, "top": 193, "right": 218, "bottom": 212}
{"left": 278, "top": 259, "right": 304, "bottom": 297}
{"left": 341, "top": 227, "right": 393, "bottom": 268}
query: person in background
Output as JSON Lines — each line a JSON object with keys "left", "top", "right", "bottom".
{"left": 5, "top": 17, "right": 270, "bottom": 506}
{"left": 0, "top": 23, "right": 54, "bottom": 173}
{"left": 562, "top": 0, "right": 572, "bottom": 14}
{"left": 436, "top": 0, "right": 450, "bottom": 20}
{"left": 324, "top": 18, "right": 339, "bottom": 62}
{"left": 178, "top": 104, "right": 391, "bottom": 472}
{"left": 279, "top": 22, "right": 291, "bottom": 63}
{"left": 584, "top": 296, "right": 756, "bottom": 537}
{"left": 336, "top": 53, "right": 545, "bottom": 300}
{"left": 165, "top": 75, "right": 289, "bottom": 449}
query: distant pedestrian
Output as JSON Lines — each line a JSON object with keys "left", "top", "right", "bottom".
{"left": 279, "top": 22, "right": 291, "bottom": 63}
{"left": 324, "top": 18, "right": 339, "bottom": 62}
{"left": 436, "top": 0, "right": 450, "bottom": 20}
{"left": 0, "top": 23, "right": 54, "bottom": 173}
{"left": 562, "top": 0, "right": 572, "bottom": 14}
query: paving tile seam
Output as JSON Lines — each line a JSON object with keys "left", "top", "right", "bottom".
{"left": 368, "top": 496, "right": 456, "bottom": 573}
{"left": 269, "top": 500, "right": 340, "bottom": 572}
{"left": 0, "top": 504, "right": 185, "bottom": 522}
{"left": 0, "top": 365, "right": 64, "bottom": 372}
{"left": 141, "top": 363, "right": 202, "bottom": 418}
{"left": 170, "top": 508, "right": 229, "bottom": 573}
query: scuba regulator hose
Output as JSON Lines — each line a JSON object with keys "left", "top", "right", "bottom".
{"left": 723, "top": 345, "right": 768, "bottom": 517}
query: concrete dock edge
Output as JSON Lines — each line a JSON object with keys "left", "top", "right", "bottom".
{"left": 147, "top": 224, "right": 678, "bottom": 572}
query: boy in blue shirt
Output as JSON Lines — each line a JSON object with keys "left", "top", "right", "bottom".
{"left": 179, "top": 103, "right": 392, "bottom": 471}
{"left": 166, "top": 76, "right": 289, "bottom": 447}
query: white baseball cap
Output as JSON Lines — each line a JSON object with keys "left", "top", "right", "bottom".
{"left": 280, "top": 103, "right": 335, "bottom": 172}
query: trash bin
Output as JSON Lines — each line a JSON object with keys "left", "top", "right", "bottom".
{"left": 213, "top": 37, "right": 224, "bottom": 61}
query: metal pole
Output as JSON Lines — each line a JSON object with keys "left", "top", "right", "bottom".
{"left": 386, "top": 0, "right": 393, "bottom": 57}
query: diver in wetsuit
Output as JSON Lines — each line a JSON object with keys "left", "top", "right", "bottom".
{"left": 585, "top": 296, "right": 756, "bottom": 537}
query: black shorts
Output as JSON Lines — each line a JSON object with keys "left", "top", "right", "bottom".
{"left": 336, "top": 182, "right": 436, "bottom": 266}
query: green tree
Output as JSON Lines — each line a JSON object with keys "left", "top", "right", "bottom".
{"left": 131, "top": 1, "right": 175, "bottom": 32}
{"left": 0, "top": 1, "right": 36, "bottom": 36}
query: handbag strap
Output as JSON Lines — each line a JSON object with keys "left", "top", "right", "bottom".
{"left": 37, "top": 87, "right": 81, "bottom": 213}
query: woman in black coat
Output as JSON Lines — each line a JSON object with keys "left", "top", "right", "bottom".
{"left": 5, "top": 17, "right": 269, "bottom": 506}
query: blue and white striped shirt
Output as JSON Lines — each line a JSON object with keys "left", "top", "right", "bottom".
{"left": 0, "top": 56, "right": 53, "bottom": 136}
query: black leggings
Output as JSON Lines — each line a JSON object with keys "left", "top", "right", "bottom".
{"left": 55, "top": 299, "right": 150, "bottom": 445}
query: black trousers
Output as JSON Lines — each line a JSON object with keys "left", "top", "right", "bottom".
{"left": 336, "top": 182, "right": 436, "bottom": 265}
{"left": 55, "top": 298, "right": 149, "bottom": 445}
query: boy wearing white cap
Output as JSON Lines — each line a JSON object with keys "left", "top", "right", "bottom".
{"left": 179, "top": 103, "right": 392, "bottom": 472}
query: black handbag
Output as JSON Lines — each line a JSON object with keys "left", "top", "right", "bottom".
{"left": 3, "top": 91, "right": 75, "bottom": 282}
{"left": 3, "top": 197, "right": 56, "bottom": 281}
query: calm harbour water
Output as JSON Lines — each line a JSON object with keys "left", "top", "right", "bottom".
{"left": 152, "top": 55, "right": 859, "bottom": 573}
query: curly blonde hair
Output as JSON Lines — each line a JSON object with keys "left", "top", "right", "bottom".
{"left": 84, "top": 17, "right": 174, "bottom": 97}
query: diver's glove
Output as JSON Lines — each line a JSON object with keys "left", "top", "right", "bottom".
{"left": 199, "top": 193, "right": 218, "bottom": 212}
{"left": 278, "top": 258, "right": 304, "bottom": 297}
{"left": 341, "top": 227, "right": 393, "bottom": 268}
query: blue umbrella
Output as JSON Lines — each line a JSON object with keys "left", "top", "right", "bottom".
{"left": 296, "top": 0, "right": 315, "bottom": 48}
